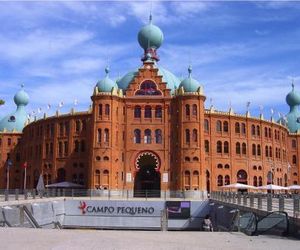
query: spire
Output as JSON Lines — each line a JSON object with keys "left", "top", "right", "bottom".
{"left": 292, "top": 79, "right": 295, "bottom": 91}
{"left": 149, "top": 12, "right": 152, "bottom": 24}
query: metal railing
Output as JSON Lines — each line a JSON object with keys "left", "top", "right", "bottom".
{"left": 211, "top": 191, "right": 300, "bottom": 218}
{"left": 0, "top": 189, "right": 208, "bottom": 202}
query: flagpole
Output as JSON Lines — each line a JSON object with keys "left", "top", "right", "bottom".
{"left": 24, "top": 167, "right": 27, "bottom": 190}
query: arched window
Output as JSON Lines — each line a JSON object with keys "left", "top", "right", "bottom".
{"left": 217, "top": 175, "right": 223, "bottom": 186}
{"left": 57, "top": 168, "right": 66, "bottom": 182}
{"left": 241, "top": 123, "right": 246, "bottom": 134}
{"left": 103, "top": 156, "right": 109, "bottom": 161}
{"left": 135, "top": 80, "right": 161, "bottom": 95}
{"left": 224, "top": 164, "right": 230, "bottom": 169}
{"left": 184, "top": 170, "right": 191, "bottom": 190}
{"left": 204, "top": 119, "right": 209, "bottom": 132}
{"left": 205, "top": 140, "right": 209, "bottom": 153}
{"left": 155, "top": 106, "right": 162, "bottom": 118}
{"left": 95, "top": 170, "right": 100, "bottom": 187}
{"left": 258, "top": 166, "right": 262, "bottom": 170}
{"left": 185, "top": 104, "right": 190, "bottom": 117}
{"left": 251, "top": 125, "right": 256, "bottom": 136}
{"left": 264, "top": 127, "right": 268, "bottom": 137}
{"left": 103, "top": 170, "right": 109, "bottom": 188}
{"left": 253, "top": 176, "right": 258, "bottom": 186}
{"left": 104, "top": 129, "right": 109, "bottom": 143}
{"left": 293, "top": 155, "right": 297, "bottom": 164}
{"left": 265, "top": 146, "right": 269, "bottom": 157}
{"left": 193, "top": 171, "right": 199, "bottom": 189}
{"left": 224, "top": 141, "right": 229, "bottom": 154}
{"left": 97, "top": 128, "right": 101, "bottom": 143}
{"left": 216, "top": 120, "right": 222, "bottom": 132}
{"left": 193, "top": 157, "right": 199, "bottom": 162}
{"left": 75, "top": 120, "right": 81, "bottom": 132}
{"left": 192, "top": 104, "right": 197, "bottom": 116}
{"left": 242, "top": 143, "right": 247, "bottom": 155}
{"left": 192, "top": 129, "right": 198, "bottom": 142}
{"left": 72, "top": 174, "right": 78, "bottom": 183}
{"left": 257, "top": 145, "right": 261, "bottom": 156}
{"left": 235, "top": 122, "right": 240, "bottom": 133}
{"left": 81, "top": 140, "right": 85, "bottom": 152}
{"left": 225, "top": 175, "right": 230, "bottom": 185}
{"left": 253, "top": 165, "right": 257, "bottom": 170}
{"left": 217, "top": 141, "right": 222, "bottom": 153}
{"left": 269, "top": 146, "right": 272, "bottom": 157}
{"left": 223, "top": 121, "right": 229, "bottom": 132}
{"left": 186, "top": 129, "right": 190, "bottom": 143}
{"left": 74, "top": 140, "right": 79, "bottom": 152}
{"left": 155, "top": 129, "right": 162, "bottom": 144}
{"left": 259, "top": 176, "right": 263, "bottom": 186}
{"left": 98, "top": 104, "right": 102, "bottom": 116}
{"left": 257, "top": 125, "right": 260, "bottom": 136}
{"left": 145, "top": 105, "right": 152, "bottom": 118}
{"left": 105, "top": 104, "right": 110, "bottom": 116}
{"left": 134, "top": 106, "right": 141, "bottom": 118}
{"left": 268, "top": 128, "right": 272, "bottom": 138}
{"left": 236, "top": 142, "right": 241, "bottom": 154}
{"left": 252, "top": 144, "right": 256, "bottom": 156}
{"left": 185, "top": 157, "right": 190, "bottom": 162}
{"left": 144, "top": 129, "right": 151, "bottom": 144}
{"left": 217, "top": 164, "right": 223, "bottom": 169}
{"left": 292, "top": 139, "right": 297, "bottom": 148}
{"left": 134, "top": 129, "right": 141, "bottom": 144}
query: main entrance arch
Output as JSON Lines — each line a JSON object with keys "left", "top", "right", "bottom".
{"left": 134, "top": 151, "right": 161, "bottom": 197}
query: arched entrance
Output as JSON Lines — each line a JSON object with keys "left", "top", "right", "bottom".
{"left": 134, "top": 151, "right": 161, "bottom": 197}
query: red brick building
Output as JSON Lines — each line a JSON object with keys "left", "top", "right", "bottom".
{"left": 0, "top": 18, "right": 299, "bottom": 197}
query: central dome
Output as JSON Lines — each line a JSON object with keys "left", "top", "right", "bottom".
{"left": 137, "top": 15, "right": 164, "bottom": 50}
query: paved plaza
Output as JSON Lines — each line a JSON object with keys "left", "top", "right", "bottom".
{"left": 0, "top": 228, "right": 298, "bottom": 250}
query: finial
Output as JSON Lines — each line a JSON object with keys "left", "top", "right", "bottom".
{"left": 292, "top": 79, "right": 295, "bottom": 91}
{"left": 105, "top": 66, "right": 110, "bottom": 76}
{"left": 188, "top": 65, "right": 192, "bottom": 77}
{"left": 149, "top": 1, "right": 153, "bottom": 24}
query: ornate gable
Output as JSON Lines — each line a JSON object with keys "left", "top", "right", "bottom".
{"left": 125, "top": 60, "right": 171, "bottom": 97}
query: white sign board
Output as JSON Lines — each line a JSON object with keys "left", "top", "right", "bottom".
{"left": 126, "top": 173, "right": 132, "bottom": 183}
{"left": 163, "top": 172, "right": 168, "bottom": 183}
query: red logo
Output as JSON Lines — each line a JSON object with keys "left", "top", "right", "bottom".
{"left": 78, "top": 201, "right": 87, "bottom": 214}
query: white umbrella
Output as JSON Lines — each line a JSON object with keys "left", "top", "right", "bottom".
{"left": 46, "top": 181, "right": 84, "bottom": 188}
{"left": 288, "top": 185, "right": 300, "bottom": 190}
{"left": 257, "top": 184, "right": 288, "bottom": 190}
{"left": 222, "top": 183, "right": 257, "bottom": 189}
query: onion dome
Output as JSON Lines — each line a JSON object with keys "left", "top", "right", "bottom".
{"left": 96, "top": 67, "right": 118, "bottom": 92}
{"left": 283, "top": 83, "right": 300, "bottom": 133}
{"left": 178, "top": 65, "right": 201, "bottom": 92}
{"left": 286, "top": 83, "right": 300, "bottom": 106}
{"left": 14, "top": 84, "right": 29, "bottom": 106}
{"left": 138, "top": 14, "right": 164, "bottom": 51}
{"left": 0, "top": 85, "right": 29, "bottom": 132}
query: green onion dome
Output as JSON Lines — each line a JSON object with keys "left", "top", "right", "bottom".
{"left": 96, "top": 67, "right": 118, "bottom": 92}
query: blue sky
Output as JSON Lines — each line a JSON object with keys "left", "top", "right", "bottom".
{"left": 0, "top": 1, "right": 300, "bottom": 120}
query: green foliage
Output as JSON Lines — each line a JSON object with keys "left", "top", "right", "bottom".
{"left": 0, "top": 99, "right": 5, "bottom": 106}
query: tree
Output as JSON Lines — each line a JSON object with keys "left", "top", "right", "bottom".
{"left": 0, "top": 99, "right": 4, "bottom": 106}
